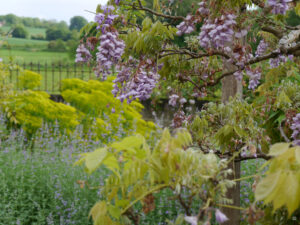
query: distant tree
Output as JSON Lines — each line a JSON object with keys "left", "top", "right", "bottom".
{"left": 11, "top": 25, "right": 28, "bottom": 38}
{"left": 31, "top": 34, "right": 45, "bottom": 40}
{"left": 45, "top": 26, "right": 70, "bottom": 41}
{"left": 48, "top": 39, "right": 66, "bottom": 52}
{"left": 4, "top": 14, "right": 20, "bottom": 25}
{"left": 69, "top": 16, "right": 88, "bottom": 31}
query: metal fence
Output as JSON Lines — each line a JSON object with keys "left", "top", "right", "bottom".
{"left": 6, "top": 62, "right": 97, "bottom": 93}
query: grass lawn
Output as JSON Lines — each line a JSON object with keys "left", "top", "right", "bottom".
{"left": 0, "top": 49, "right": 71, "bottom": 64}
{"left": 1, "top": 25, "right": 46, "bottom": 36}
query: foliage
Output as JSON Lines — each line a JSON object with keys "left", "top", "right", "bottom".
{"left": 0, "top": 124, "right": 104, "bottom": 225}
{"left": 45, "top": 26, "right": 71, "bottom": 41}
{"left": 70, "top": 16, "right": 88, "bottom": 31}
{"left": 31, "top": 34, "right": 45, "bottom": 40}
{"left": 47, "top": 39, "right": 67, "bottom": 52}
{"left": 61, "top": 78, "right": 157, "bottom": 140}
{"left": 11, "top": 25, "right": 28, "bottom": 39}
{"left": 76, "top": 0, "right": 300, "bottom": 223}
{"left": 255, "top": 143, "right": 300, "bottom": 216}
{"left": 77, "top": 128, "right": 234, "bottom": 224}
{"left": 188, "top": 97, "right": 267, "bottom": 154}
{"left": 19, "top": 70, "right": 42, "bottom": 90}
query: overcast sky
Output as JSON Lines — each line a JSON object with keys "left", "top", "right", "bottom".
{"left": 0, "top": 0, "right": 108, "bottom": 23}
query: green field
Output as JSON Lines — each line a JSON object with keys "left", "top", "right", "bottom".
{"left": 0, "top": 37, "right": 49, "bottom": 52}
{"left": 0, "top": 49, "right": 71, "bottom": 64}
{"left": 1, "top": 25, "right": 46, "bottom": 36}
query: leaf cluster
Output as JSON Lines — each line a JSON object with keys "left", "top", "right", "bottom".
{"left": 77, "top": 128, "right": 234, "bottom": 224}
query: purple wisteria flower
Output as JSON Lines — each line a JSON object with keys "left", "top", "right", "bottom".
{"left": 179, "top": 97, "right": 187, "bottom": 104}
{"left": 176, "top": 15, "right": 195, "bottom": 36}
{"left": 95, "top": 5, "right": 118, "bottom": 33}
{"left": 75, "top": 44, "right": 92, "bottom": 63}
{"left": 246, "top": 68, "right": 261, "bottom": 90}
{"left": 169, "top": 94, "right": 179, "bottom": 107}
{"left": 215, "top": 209, "right": 229, "bottom": 224}
{"left": 291, "top": 113, "right": 300, "bottom": 146}
{"left": 184, "top": 216, "right": 198, "bottom": 225}
{"left": 255, "top": 39, "right": 268, "bottom": 57}
{"left": 269, "top": 54, "right": 293, "bottom": 68}
{"left": 198, "top": 13, "right": 237, "bottom": 49}
{"left": 113, "top": 62, "right": 160, "bottom": 103}
{"left": 197, "top": 1, "right": 210, "bottom": 16}
{"left": 268, "top": 0, "right": 290, "bottom": 15}
{"left": 95, "top": 31, "right": 125, "bottom": 78}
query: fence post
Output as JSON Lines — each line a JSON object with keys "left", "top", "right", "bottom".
{"left": 88, "top": 65, "right": 92, "bottom": 80}
{"left": 37, "top": 62, "right": 41, "bottom": 90}
{"left": 81, "top": 64, "right": 84, "bottom": 80}
{"left": 52, "top": 62, "right": 55, "bottom": 93}
{"left": 59, "top": 62, "right": 62, "bottom": 92}
{"left": 74, "top": 63, "right": 77, "bottom": 78}
{"left": 45, "top": 62, "right": 48, "bottom": 92}
{"left": 66, "top": 63, "right": 69, "bottom": 79}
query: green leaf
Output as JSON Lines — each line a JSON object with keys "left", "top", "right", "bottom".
{"left": 108, "top": 204, "right": 121, "bottom": 219}
{"left": 255, "top": 171, "right": 282, "bottom": 202}
{"left": 295, "top": 2, "right": 300, "bottom": 16}
{"left": 85, "top": 148, "right": 107, "bottom": 173}
{"left": 268, "top": 143, "right": 290, "bottom": 156}
{"left": 110, "top": 135, "right": 144, "bottom": 153}
{"left": 89, "top": 201, "right": 107, "bottom": 221}
{"left": 103, "top": 154, "right": 120, "bottom": 172}
{"left": 295, "top": 146, "right": 300, "bottom": 164}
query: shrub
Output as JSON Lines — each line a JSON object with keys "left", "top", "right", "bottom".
{"left": 11, "top": 25, "right": 28, "bottom": 38}
{"left": 61, "top": 78, "right": 157, "bottom": 140}
{"left": 31, "top": 34, "right": 45, "bottom": 40}
{"left": 19, "top": 70, "right": 41, "bottom": 90}
{"left": 48, "top": 39, "right": 67, "bottom": 52}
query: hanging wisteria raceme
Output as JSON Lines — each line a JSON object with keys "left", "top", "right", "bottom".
{"left": 268, "top": 0, "right": 290, "bottom": 15}
{"left": 111, "top": 66, "right": 132, "bottom": 97}
{"left": 269, "top": 54, "right": 289, "bottom": 68}
{"left": 113, "top": 59, "right": 160, "bottom": 103}
{"left": 168, "top": 94, "right": 179, "bottom": 107}
{"left": 197, "top": 1, "right": 210, "bottom": 16}
{"left": 95, "top": 31, "right": 125, "bottom": 78}
{"left": 291, "top": 113, "right": 300, "bottom": 146}
{"left": 95, "top": 5, "right": 118, "bottom": 33}
{"left": 75, "top": 44, "right": 92, "bottom": 63}
{"left": 198, "top": 13, "right": 237, "bottom": 49}
{"left": 246, "top": 68, "right": 261, "bottom": 90}
{"left": 176, "top": 15, "right": 196, "bottom": 36}
{"left": 255, "top": 39, "right": 268, "bottom": 56}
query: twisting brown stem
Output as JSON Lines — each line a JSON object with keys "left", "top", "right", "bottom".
{"left": 178, "top": 194, "right": 191, "bottom": 216}
{"left": 130, "top": 1, "right": 185, "bottom": 20}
